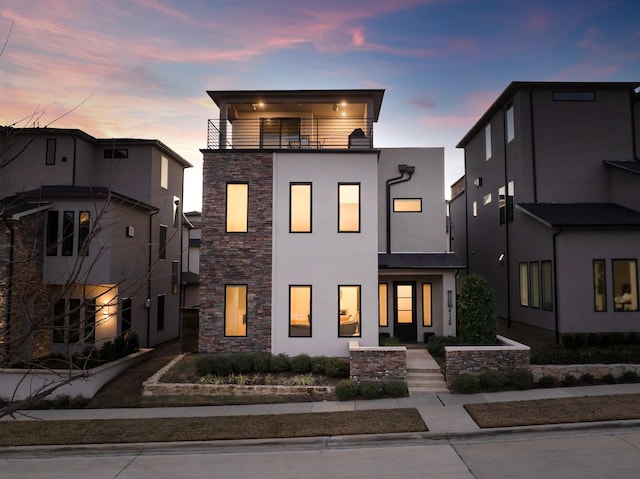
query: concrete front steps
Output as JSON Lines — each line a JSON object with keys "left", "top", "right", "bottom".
{"left": 405, "top": 348, "right": 449, "bottom": 395}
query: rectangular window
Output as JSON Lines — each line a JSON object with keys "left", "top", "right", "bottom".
{"left": 225, "top": 285, "right": 247, "bottom": 336}
{"left": 78, "top": 211, "right": 90, "bottom": 256}
{"left": 541, "top": 261, "right": 553, "bottom": 311}
{"left": 483, "top": 193, "right": 492, "bottom": 206}
{"left": 393, "top": 198, "right": 422, "bottom": 212}
{"left": 62, "top": 211, "right": 74, "bottom": 256}
{"left": 85, "top": 299, "right": 96, "bottom": 343}
{"left": 472, "top": 201, "right": 478, "bottom": 217}
{"left": 520, "top": 263, "right": 529, "bottom": 306}
{"left": 422, "top": 283, "right": 432, "bottom": 327}
{"left": 173, "top": 196, "right": 180, "bottom": 228}
{"left": 226, "top": 183, "right": 249, "bottom": 233}
{"left": 171, "top": 260, "right": 179, "bottom": 295}
{"left": 338, "top": 183, "right": 360, "bottom": 232}
{"left": 613, "top": 259, "right": 638, "bottom": 312}
{"left": 506, "top": 105, "right": 515, "bottom": 142}
{"left": 289, "top": 285, "right": 311, "bottom": 337}
{"left": 157, "top": 294, "right": 165, "bottom": 331}
{"left": 593, "top": 259, "right": 607, "bottom": 312}
{"left": 103, "top": 148, "right": 128, "bottom": 158}
{"left": 507, "top": 181, "right": 515, "bottom": 222}
{"left": 161, "top": 156, "right": 168, "bottom": 189}
{"left": 396, "top": 284, "right": 413, "bottom": 324}
{"left": 46, "top": 210, "right": 59, "bottom": 256}
{"left": 53, "top": 299, "right": 66, "bottom": 344}
{"left": 485, "top": 125, "right": 492, "bottom": 160}
{"left": 46, "top": 139, "right": 56, "bottom": 165}
{"left": 122, "top": 297, "right": 132, "bottom": 332}
{"left": 159, "top": 225, "right": 167, "bottom": 259}
{"left": 378, "top": 284, "right": 388, "bottom": 327}
{"left": 290, "top": 183, "right": 312, "bottom": 233}
{"left": 530, "top": 262, "right": 540, "bottom": 308}
{"left": 68, "top": 298, "right": 81, "bottom": 344}
{"left": 553, "top": 91, "right": 596, "bottom": 102}
{"left": 338, "top": 285, "right": 361, "bottom": 337}
{"left": 499, "top": 186, "right": 506, "bottom": 225}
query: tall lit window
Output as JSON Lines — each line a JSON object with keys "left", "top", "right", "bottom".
{"left": 593, "top": 259, "right": 607, "bottom": 312}
{"left": 78, "top": 211, "right": 90, "bottom": 256}
{"left": 378, "top": 284, "right": 388, "bottom": 327}
{"left": 613, "top": 259, "right": 638, "bottom": 312}
{"left": 289, "top": 285, "right": 311, "bottom": 337}
{"left": 338, "top": 285, "right": 361, "bottom": 337}
{"left": 397, "top": 284, "right": 413, "bottom": 324}
{"left": 290, "top": 183, "right": 311, "bottom": 233}
{"left": 422, "top": 283, "right": 432, "bottom": 326}
{"left": 225, "top": 285, "right": 247, "bottom": 336}
{"left": 541, "top": 261, "right": 553, "bottom": 311}
{"left": 519, "top": 263, "right": 529, "bottom": 306}
{"left": 506, "top": 104, "right": 515, "bottom": 142}
{"left": 529, "top": 262, "right": 540, "bottom": 308}
{"left": 62, "top": 211, "right": 74, "bottom": 256}
{"left": 338, "top": 183, "right": 360, "bottom": 232}
{"left": 485, "top": 125, "right": 492, "bottom": 160}
{"left": 46, "top": 211, "right": 59, "bottom": 256}
{"left": 161, "top": 156, "right": 168, "bottom": 189}
{"left": 226, "top": 183, "right": 248, "bottom": 233}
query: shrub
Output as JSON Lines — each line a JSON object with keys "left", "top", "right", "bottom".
{"left": 602, "top": 373, "right": 617, "bottom": 384}
{"left": 537, "top": 375, "right": 558, "bottom": 388}
{"left": 311, "top": 356, "right": 328, "bottom": 375}
{"left": 383, "top": 381, "right": 409, "bottom": 398}
{"left": 251, "top": 352, "right": 272, "bottom": 373}
{"left": 479, "top": 371, "right": 508, "bottom": 392}
{"left": 335, "top": 380, "right": 359, "bottom": 400}
{"left": 562, "top": 374, "right": 578, "bottom": 387}
{"left": 574, "top": 333, "right": 588, "bottom": 348}
{"left": 579, "top": 373, "right": 596, "bottom": 385}
{"left": 627, "top": 332, "right": 640, "bottom": 345}
{"left": 426, "top": 335, "right": 461, "bottom": 356}
{"left": 457, "top": 274, "right": 497, "bottom": 345}
{"left": 270, "top": 353, "right": 291, "bottom": 373}
{"left": 290, "top": 354, "right": 312, "bottom": 374}
{"left": 451, "top": 374, "right": 481, "bottom": 394}
{"left": 587, "top": 333, "right": 601, "bottom": 347}
{"left": 612, "top": 332, "right": 627, "bottom": 345}
{"left": 359, "top": 381, "right": 384, "bottom": 399}
{"left": 229, "top": 353, "right": 253, "bottom": 374}
{"left": 324, "top": 358, "right": 350, "bottom": 378}
{"left": 288, "top": 374, "right": 316, "bottom": 386}
{"left": 124, "top": 331, "right": 139, "bottom": 354}
{"left": 561, "top": 334, "right": 576, "bottom": 349}
{"left": 99, "top": 341, "right": 116, "bottom": 361}
{"left": 204, "top": 356, "right": 232, "bottom": 376}
{"left": 507, "top": 369, "right": 532, "bottom": 390}
{"left": 195, "top": 356, "right": 216, "bottom": 377}
{"left": 620, "top": 370, "right": 639, "bottom": 383}
{"left": 113, "top": 334, "right": 127, "bottom": 358}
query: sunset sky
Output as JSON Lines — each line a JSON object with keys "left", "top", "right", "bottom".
{"left": 2, "top": 0, "right": 639, "bottom": 210}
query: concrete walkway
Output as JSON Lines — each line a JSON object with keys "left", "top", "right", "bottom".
{"left": 6, "top": 383, "right": 640, "bottom": 437}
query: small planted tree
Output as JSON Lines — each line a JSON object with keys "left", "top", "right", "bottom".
{"left": 458, "top": 274, "right": 497, "bottom": 345}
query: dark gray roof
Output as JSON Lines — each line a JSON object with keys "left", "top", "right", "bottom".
{"left": 604, "top": 160, "right": 640, "bottom": 174}
{"left": 19, "top": 186, "right": 158, "bottom": 212}
{"left": 0, "top": 197, "right": 51, "bottom": 219}
{"left": 517, "top": 203, "right": 640, "bottom": 227}
{"left": 379, "top": 253, "right": 465, "bottom": 270}
{"left": 181, "top": 271, "right": 200, "bottom": 285}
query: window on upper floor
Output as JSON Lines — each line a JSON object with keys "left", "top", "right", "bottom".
{"left": 393, "top": 198, "right": 422, "bottom": 212}
{"left": 483, "top": 193, "right": 492, "bottom": 206}
{"left": 78, "top": 211, "right": 90, "bottom": 256}
{"left": 46, "top": 139, "right": 56, "bottom": 165}
{"left": 171, "top": 260, "right": 179, "bottom": 295}
{"left": 485, "top": 125, "right": 492, "bottom": 160}
{"left": 338, "top": 285, "right": 361, "bottom": 337}
{"left": 338, "top": 183, "right": 360, "bottom": 233}
{"left": 472, "top": 201, "right": 478, "bottom": 217}
{"left": 289, "top": 285, "right": 311, "bottom": 337}
{"left": 519, "top": 263, "right": 529, "bottom": 307}
{"left": 159, "top": 225, "right": 167, "bottom": 260}
{"left": 104, "top": 148, "right": 128, "bottom": 158}
{"left": 506, "top": 105, "right": 515, "bottom": 143}
{"left": 553, "top": 91, "right": 595, "bottom": 102}
{"left": 499, "top": 182, "right": 515, "bottom": 225}
{"left": 613, "top": 259, "right": 639, "bottom": 312}
{"left": 593, "top": 259, "right": 607, "bottom": 312}
{"left": 290, "top": 183, "right": 312, "bottom": 233}
{"left": 225, "top": 285, "right": 247, "bottom": 337}
{"left": 161, "top": 156, "right": 168, "bottom": 189}
{"left": 226, "top": 183, "right": 249, "bottom": 233}
{"left": 62, "top": 211, "right": 74, "bottom": 256}
{"left": 173, "top": 196, "right": 180, "bottom": 228}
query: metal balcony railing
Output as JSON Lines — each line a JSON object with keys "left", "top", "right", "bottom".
{"left": 206, "top": 117, "right": 374, "bottom": 150}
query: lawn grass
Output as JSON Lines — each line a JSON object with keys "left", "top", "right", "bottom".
{"left": 465, "top": 393, "right": 640, "bottom": 428}
{"left": 0, "top": 408, "right": 426, "bottom": 447}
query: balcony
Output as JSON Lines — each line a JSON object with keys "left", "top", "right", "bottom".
{"left": 207, "top": 117, "right": 374, "bottom": 150}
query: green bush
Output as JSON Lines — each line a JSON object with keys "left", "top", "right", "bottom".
{"left": 123, "top": 331, "right": 139, "bottom": 354}
{"left": 579, "top": 373, "right": 596, "bottom": 385}
{"left": 229, "top": 353, "right": 253, "bottom": 374}
{"left": 457, "top": 274, "right": 497, "bottom": 345}
{"left": 269, "top": 353, "right": 291, "bottom": 373}
{"left": 561, "top": 334, "right": 576, "bottom": 349}
{"left": 290, "top": 354, "right": 312, "bottom": 374}
{"left": 426, "top": 335, "right": 462, "bottom": 356}
{"left": 627, "top": 332, "right": 640, "bottom": 345}
{"left": 335, "top": 380, "right": 359, "bottom": 400}
{"left": 537, "top": 375, "right": 558, "bottom": 388}
{"left": 562, "top": 374, "right": 578, "bottom": 386}
{"left": 311, "top": 356, "right": 328, "bottom": 375}
{"left": 574, "top": 333, "right": 588, "bottom": 348}
{"left": 479, "top": 371, "right": 508, "bottom": 392}
{"left": 250, "top": 352, "right": 272, "bottom": 373}
{"left": 195, "top": 356, "right": 216, "bottom": 376}
{"left": 451, "top": 374, "right": 481, "bottom": 394}
{"left": 383, "top": 381, "right": 408, "bottom": 398}
{"left": 603, "top": 373, "right": 617, "bottom": 384}
{"left": 99, "top": 341, "right": 116, "bottom": 361}
{"left": 324, "top": 358, "right": 350, "bottom": 378}
{"left": 359, "top": 381, "right": 384, "bottom": 399}
{"left": 203, "top": 356, "right": 232, "bottom": 376}
{"left": 113, "top": 334, "right": 127, "bottom": 358}
{"left": 507, "top": 369, "right": 532, "bottom": 390}
{"left": 620, "top": 370, "right": 639, "bottom": 383}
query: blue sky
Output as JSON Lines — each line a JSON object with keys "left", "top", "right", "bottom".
{"left": 1, "top": 0, "right": 639, "bottom": 210}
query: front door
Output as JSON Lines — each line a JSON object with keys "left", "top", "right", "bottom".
{"left": 394, "top": 282, "right": 417, "bottom": 342}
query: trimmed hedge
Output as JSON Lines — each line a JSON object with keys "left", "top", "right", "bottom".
{"left": 335, "top": 380, "right": 409, "bottom": 400}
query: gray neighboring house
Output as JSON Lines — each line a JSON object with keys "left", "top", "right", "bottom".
{"left": 0, "top": 127, "right": 191, "bottom": 360}
{"left": 449, "top": 81, "right": 640, "bottom": 342}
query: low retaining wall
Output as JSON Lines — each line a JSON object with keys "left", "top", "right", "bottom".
{"left": 0, "top": 349, "right": 152, "bottom": 401}
{"left": 444, "top": 336, "right": 530, "bottom": 388}
{"left": 348, "top": 341, "right": 406, "bottom": 381}
{"left": 530, "top": 363, "right": 640, "bottom": 381}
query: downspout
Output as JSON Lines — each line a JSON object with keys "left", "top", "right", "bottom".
{"left": 385, "top": 164, "right": 415, "bottom": 254}
{"left": 4, "top": 220, "right": 15, "bottom": 357}
{"left": 147, "top": 209, "right": 159, "bottom": 348}
{"left": 503, "top": 107, "right": 512, "bottom": 328}
{"left": 552, "top": 228, "right": 561, "bottom": 344}
{"left": 529, "top": 88, "right": 538, "bottom": 202}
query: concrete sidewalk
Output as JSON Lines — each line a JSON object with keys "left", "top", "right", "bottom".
{"left": 6, "top": 382, "right": 640, "bottom": 436}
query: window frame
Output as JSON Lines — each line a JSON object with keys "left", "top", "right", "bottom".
{"left": 529, "top": 261, "right": 540, "bottom": 309}
{"left": 46, "top": 139, "right": 56, "bottom": 165}
{"left": 593, "top": 259, "right": 607, "bottom": 312}
{"left": 422, "top": 283, "right": 432, "bottom": 327}
{"left": 338, "top": 284, "right": 361, "bottom": 337}
{"left": 378, "top": 283, "right": 388, "bottom": 327}
{"left": 78, "top": 210, "right": 90, "bottom": 256}
{"left": 541, "top": 260, "right": 553, "bottom": 311}
{"left": 61, "top": 210, "right": 74, "bottom": 256}
{"left": 226, "top": 182, "right": 249, "bottom": 233}
{"left": 338, "top": 183, "right": 361, "bottom": 233}
{"left": 612, "top": 258, "right": 639, "bottom": 312}
{"left": 485, "top": 124, "right": 492, "bottom": 160}
{"left": 506, "top": 104, "right": 515, "bottom": 143}
{"left": 171, "top": 260, "right": 179, "bottom": 295}
{"left": 289, "top": 285, "right": 312, "bottom": 337}
{"left": 519, "top": 262, "right": 529, "bottom": 307}
{"left": 289, "top": 182, "right": 312, "bottom": 233}
{"left": 225, "top": 284, "right": 248, "bottom": 337}
{"left": 393, "top": 198, "right": 422, "bottom": 213}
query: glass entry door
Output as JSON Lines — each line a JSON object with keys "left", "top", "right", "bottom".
{"left": 394, "top": 282, "right": 417, "bottom": 342}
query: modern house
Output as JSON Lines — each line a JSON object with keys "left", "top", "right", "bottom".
{"left": 0, "top": 127, "right": 190, "bottom": 361}
{"left": 199, "top": 89, "right": 462, "bottom": 358}
{"left": 450, "top": 81, "right": 640, "bottom": 342}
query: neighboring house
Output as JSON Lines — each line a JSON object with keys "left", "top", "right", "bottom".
{"left": 0, "top": 127, "right": 190, "bottom": 360}
{"left": 181, "top": 210, "right": 201, "bottom": 308}
{"left": 199, "top": 89, "right": 461, "bottom": 358}
{"left": 450, "top": 81, "right": 640, "bottom": 342}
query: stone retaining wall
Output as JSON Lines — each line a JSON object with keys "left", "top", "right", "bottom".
{"left": 530, "top": 363, "right": 640, "bottom": 381}
{"left": 444, "top": 336, "right": 530, "bottom": 388}
{"left": 348, "top": 341, "right": 406, "bottom": 381}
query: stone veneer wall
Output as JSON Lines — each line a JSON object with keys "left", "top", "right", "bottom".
{"left": 444, "top": 336, "right": 530, "bottom": 387}
{"left": 348, "top": 341, "right": 407, "bottom": 381}
{"left": 530, "top": 363, "right": 640, "bottom": 381}
{"left": 199, "top": 150, "right": 273, "bottom": 353}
